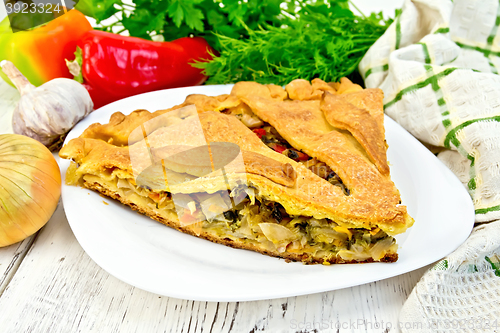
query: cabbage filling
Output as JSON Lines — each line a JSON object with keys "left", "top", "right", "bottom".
{"left": 187, "top": 187, "right": 397, "bottom": 261}
{"left": 75, "top": 168, "right": 396, "bottom": 262}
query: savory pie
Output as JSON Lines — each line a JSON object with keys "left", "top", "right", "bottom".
{"left": 59, "top": 78, "right": 414, "bottom": 264}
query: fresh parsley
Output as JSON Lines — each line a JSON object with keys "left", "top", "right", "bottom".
{"left": 196, "top": 2, "right": 394, "bottom": 85}
{"left": 76, "top": 0, "right": 395, "bottom": 85}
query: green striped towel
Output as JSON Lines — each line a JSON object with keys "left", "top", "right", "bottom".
{"left": 359, "top": 0, "right": 500, "bottom": 330}
{"left": 399, "top": 221, "right": 500, "bottom": 332}
{"left": 360, "top": 0, "right": 500, "bottom": 222}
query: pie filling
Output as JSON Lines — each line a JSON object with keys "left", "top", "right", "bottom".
{"left": 226, "top": 107, "right": 351, "bottom": 195}
{"left": 70, "top": 166, "right": 397, "bottom": 262}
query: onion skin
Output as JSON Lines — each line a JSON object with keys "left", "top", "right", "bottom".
{"left": 0, "top": 134, "right": 61, "bottom": 247}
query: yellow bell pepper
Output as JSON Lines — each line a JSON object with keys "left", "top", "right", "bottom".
{"left": 0, "top": 9, "right": 92, "bottom": 87}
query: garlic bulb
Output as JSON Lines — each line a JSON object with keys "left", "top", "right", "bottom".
{"left": 0, "top": 60, "right": 93, "bottom": 151}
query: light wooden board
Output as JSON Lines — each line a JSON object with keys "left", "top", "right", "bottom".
{"left": 0, "top": 200, "right": 429, "bottom": 332}
{"left": 0, "top": 79, "right": 18, "bottom": 134}
{"left": 0, "top": 236, "right": 36, "bottom": 295}
{"left": 0, "top": 71, "right": 25, "bottom": 295}
{"left": 0, "top": 2, "right": 434, "bottom": 332}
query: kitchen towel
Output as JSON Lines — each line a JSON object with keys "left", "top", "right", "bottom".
{"left": 359, "top": 0, "right": 500, "bottom": 331}
{"left": 399, "top": 221, "right": 500, "bottom": 332}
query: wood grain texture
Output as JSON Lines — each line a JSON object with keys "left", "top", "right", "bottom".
{"left": 0, "top": 199, "right": 429, "bottom": 333}
{"left": 0, "top": 5, "right": 426, "bottom": 330}
{"left": 0, "top": 77, "right": 37, "bottom": 297}
{"left": 0, "top": 78, "right": 18, "bottom": 134}
{"left": 0, "top": 235, "right": 36, "bottom": 295}
{"left": 0, "top": 77, "right": 26, "bottom": 294}
{"left": 0, "top": 70, "right": 432, "bottom": 333}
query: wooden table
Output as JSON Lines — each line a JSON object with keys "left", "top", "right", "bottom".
{"left": 0, "top": 2, "right": 435, "bottom": 332}
{"left": 0, "top": 62, "right": 432, "bottom": 333}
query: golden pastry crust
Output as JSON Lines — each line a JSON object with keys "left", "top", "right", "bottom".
{"left": 60, "top": 136, "right": 133, "bottom": 175}
{"left": 151, "top": 143, "right": 297, "bottom": 187}
{"left": 61, "top": 110, "right": 412, "bottom": 235}
{"left": 285, "top": 79, "right": 324, "bottom": 100}
{"left": 60, "top": 78, "right": 413, "bottom": 264}
{"left": 311, "top": 78, "right": 337, "bottom": 93}
{"left": 236, "top": 95, "right": 409, "bottom": 234}
{"left": 321, "top": 89, "right": 389, "bottom": 174}
{"left": 80, "top": 94, "right": 241, "bottom": 146}
{"left": 231, "top": 81, "right": 288, "bottom": 101}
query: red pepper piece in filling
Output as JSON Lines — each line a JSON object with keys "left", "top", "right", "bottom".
{"left": 268, "top": 143, "right": 287, "bottom": 154}
{"left": 253, "top": 128, "right": 267, "bottom": 139}
{"left": 296, "top": 151, "right": 310, "bottom": 161}
{"left": 77, "top": 30, "right": 215, "bottom": 108}
{"left": 285, "top": 148, "right": 310, "bottom": 161}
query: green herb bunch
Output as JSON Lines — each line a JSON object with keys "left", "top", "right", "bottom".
{"left": 75, "top": 0, "right": 394, "bottom": 85}
{"left": 196, "top": 2, "right": 392, "bottom": 85}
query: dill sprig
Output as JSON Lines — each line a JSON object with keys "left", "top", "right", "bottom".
{"left": 195, "top": 3, "right": 393, "bottom": 85}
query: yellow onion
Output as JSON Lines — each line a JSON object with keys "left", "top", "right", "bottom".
{"left": 0, "top": 134, "right": 61, "bottom": 247}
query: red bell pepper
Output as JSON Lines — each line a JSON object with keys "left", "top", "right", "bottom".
{"left": 73, "top": 30, "right": 215, "bottom": 108}
{"left": 252, "top": 128, "right": 267, "bottom": 139}
{"left": 296, "top": 151, "right": 309, "bottom": 161}
{"left": 268, "top": 143, "right": 287, "bottom": 154}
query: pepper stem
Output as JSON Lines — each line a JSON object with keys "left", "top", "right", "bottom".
{"left": 65, "top": 59, "right": 83, "bottom": 83}
{"left": 65, "top": 46, "right": 84, "bottom": 84}
{"left": 0, "top": 60, "right": 35, "bottom": 96}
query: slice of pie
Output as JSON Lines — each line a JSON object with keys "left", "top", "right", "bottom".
{"left": 59, "top": 78, "right": 413, "bottom": 264}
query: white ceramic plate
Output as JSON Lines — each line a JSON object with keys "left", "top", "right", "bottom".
{"left": 60, "top": 85, "right": 475, "bottom": 302}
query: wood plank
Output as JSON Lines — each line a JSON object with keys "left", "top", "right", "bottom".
{"left": 0, "top": 75, "right": 48, "bottom": 297}
{"left": 0, "top": 235, "right": 36, "bottom": 295}
{"left": 0, "top": 67, "right": 30, "bottom": 295}
{"left": 0, "top": 4, "right": 427, "bottom": 332}
{"left": 0, "top": 198, "right": 429, "bottom": 333}
{"left": 0, "top": 78, "right": 19, "bottom": 135}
